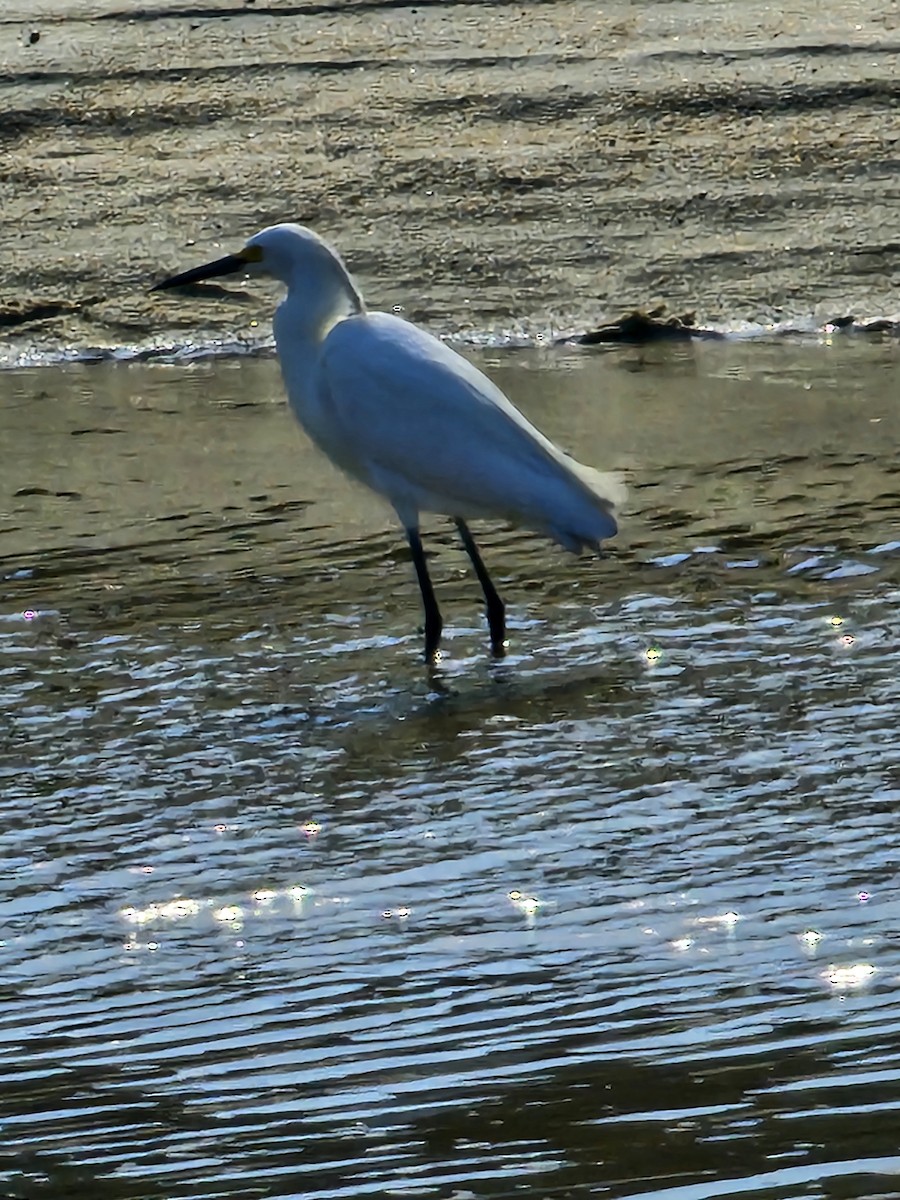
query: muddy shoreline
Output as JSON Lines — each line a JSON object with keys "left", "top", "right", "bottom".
{"left": 1, "top": 0, "right": 898, "bottom": 356}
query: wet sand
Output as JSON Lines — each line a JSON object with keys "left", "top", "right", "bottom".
{"left": 1, "top": 0, "right": 898, "bottom": 356}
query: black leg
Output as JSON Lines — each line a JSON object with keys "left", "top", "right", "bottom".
{"left": 406, "top": 526, "right": 443, "bottom": 663}
{"left": 455, "top": 519, "right": 506, "bottom": 656}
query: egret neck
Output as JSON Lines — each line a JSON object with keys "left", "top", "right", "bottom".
{"left": 272, "top": 247, "right": 364, "bottom": 431}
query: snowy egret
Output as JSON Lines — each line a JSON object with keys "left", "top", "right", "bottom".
{"left": 152, "top": 224, "right": 623, "bottom": 662}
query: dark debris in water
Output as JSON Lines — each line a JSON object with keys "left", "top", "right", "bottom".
{"left": 824, "top": 314, "right": 900, "bottom": 335}
{"left": 563, "top": 306, "right": 726, "bottom": 345}
{"left": 563, "top": 305, "right": 900, "bottom": 346}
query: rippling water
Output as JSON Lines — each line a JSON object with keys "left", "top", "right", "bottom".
{"left": 2, "top": 337, "right": 899, "bottom": 1199}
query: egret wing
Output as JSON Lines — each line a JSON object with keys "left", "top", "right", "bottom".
{"left": 316, "top": 312, "right": 621, "bottom": 543}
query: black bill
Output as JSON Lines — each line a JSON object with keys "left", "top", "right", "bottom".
{"left": 150, "top": 253, "right": 247, "bottom": 291}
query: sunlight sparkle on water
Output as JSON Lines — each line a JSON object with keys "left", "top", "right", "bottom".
{"left": 382, "top": 907, "right": 412, "bottom": 920}
{"left": 824, "top": 963, "right": 876, "bottom": 990}
{"left": 508, "top": 891, "right": 542, "bottom": 919}
{"left": 213, "top": 905, "right": 244, "bottom": 925}
{"left": 119, "top": 888, "right": 315, "bottom": 928}
{"left": 694, "top": 911, "right": 742, "bottom": 928}
{"left": 120, "top": 898, "right": 201, "bottom": 924}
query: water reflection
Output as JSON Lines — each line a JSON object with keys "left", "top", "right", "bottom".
{"left": 1, "top": 340, "right": 899, "bottom": 1199}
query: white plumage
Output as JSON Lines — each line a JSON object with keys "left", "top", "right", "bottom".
{"left": 153, "top": 223, "right": 623, "bottom": 662}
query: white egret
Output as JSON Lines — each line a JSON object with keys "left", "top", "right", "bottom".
{"left": 152, "top": 224, "right": 623, "bottom": 662}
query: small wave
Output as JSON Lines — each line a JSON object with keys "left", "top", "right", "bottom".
{"left": 0, "top": 335, "right": 278, "bottom": 371}
{"left": 0, "top": 312, "right": 898, "bottom": 371}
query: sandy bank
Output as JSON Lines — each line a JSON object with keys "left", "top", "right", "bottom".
{"left": 1, "top": 0, "right": 897, "bottom": 354}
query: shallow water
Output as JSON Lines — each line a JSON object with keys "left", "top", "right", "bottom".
{"left": 1, "top": 337, "right": 900, "bottom": 1200}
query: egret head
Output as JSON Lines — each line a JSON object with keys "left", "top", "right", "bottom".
{"left": 151, "top": 223, "right": 362, "bottom": 305}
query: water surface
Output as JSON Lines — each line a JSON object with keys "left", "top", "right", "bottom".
{"left": 1, "top": 337, "right": 899, "bottom": 1199}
